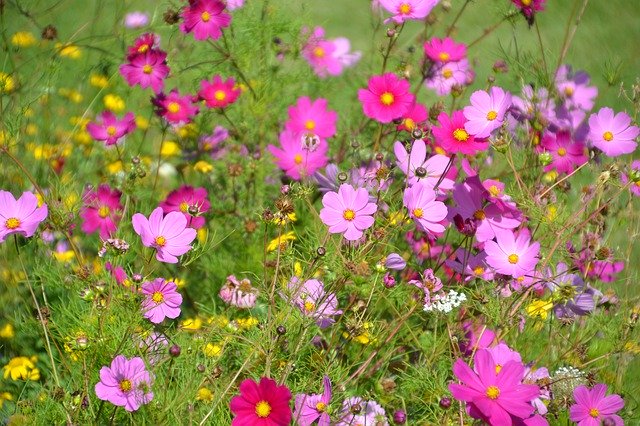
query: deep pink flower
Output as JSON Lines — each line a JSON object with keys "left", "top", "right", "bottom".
{"left": 132, "top": 207, "right": 197, "bottom": 263}
{"left": 463, "top": 87, "right": 512, "bottom": 138}
{"left": 86, "top": 111, "right": 136, "bottom": 146}
{"left": 319, "top": 184, "right": 377, "bottom": 241}
{"left": 95, "top": 355, "right": 153, "bottom": 412}
{"left": 569, "top": 384, "right": 624, "bottom": 426}
{"left": 394, "top": 139, "right": 454, "bottom": 190}
{"left": 80, "top": 184, "right": 123, "bottom": 239}
{"left": 425, "top": 59, "right": 474, "bottom": 96}
{"left": 588, "top": 107, "right": 639, "bottom": 157}
{"left": 153, "top": 90, "right": 199, "bottom": 125}
{"left": 141, "top": 278, "right": 182, "bottom": 323}
{"left": 512, "top": 0, "right": 545, "bottom": 19}
{"left": 484, "top": 229, "right": 540, "bottom": 278}
{"left": 403, "top": 183, "right": 448, "bottom": 235}
{"left": 230, "top": 377, "right": 292, "bottom": 425}
{"left": 432, "top": 110, "right": 489, "bottom": 155}
{"left": 159, "top": 186, "right": 210, "bottom": 230}
{"left": 378, "top": 0, "right": 439, "bottom": 24}
{"left": 540, "top": 131, "right": 588, "bottom": 174}
{"left": 302, "top": 27, "right": 361, "bottom": 78}
{"left": 424, "top": 37, "right": 466, "bottom": 63}
{"left": 0, "top": 190, "right": 48, "bottom": 243}
{"left": 119, "top": 49, "right": 169, "bottom": 93}
{"left": 267, "top": 130, "right": 328, "bottom": 180}
{"left": 126, "top": 33, "right": 160, "bottom": 59}
{"left": 358, "top": 73, "right": 415, "bottom": 123}
{"left": 397, "top": 101, "right": 428, "bottom": 132}
{"left": 198, "top": 75, "right": 241, "bottom": 109}
{"left": 180, "top": 0, "right": 231, "bottom": 41}
{"left": 286, "top": 97, "right": 337, "bottom": 139}
{"left": 293, "top": 376, "right": 332, "bottom": 426}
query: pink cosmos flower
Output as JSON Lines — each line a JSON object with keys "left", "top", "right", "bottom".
{"left": 219, "top": 275, "right": 258, "bottom": 308}
{"left": 267, "top": 130, "right": 329, "bottom": 180}
{"left": 293, "top": 376, "right": 332, "bottom": 426}
{"left": 425, "top": 59, "right": 474, "bottom": 96}
{"left": 394, "top": 139, "right": 455, "bottom": 190}
{"left": 337, "top": 397, "right": 387, "bottom": 426}
{"left": 198, "top": 75, "right": 241, "bottom": 109}
{"left": 230, "top": 377, "right": 292, "bottom": 425}
{"left": 132, "top": 207, "right": 197, "bottom": 263}
{"left": 319, "top": 184, "right": 377, "bottom": 241}
{"left": 126, "top": 33, "right": 160, "bottom": 59}
{"left": 621, "top": 160, "right": 640, "bottom": 197}
{"left": 459, "top": 321, "right": 498, "bottom": 356}
{"left": 463, "top": 87, "right": 512, "bottom": 138}
{"left": 80, "top": 184, "right": 123, "bottom": 239}
{"left": 424, "top": 37, "right": 466, "bottom": 63}
{"left": 378, "top": 0, "right": 439, "bottom": 24}
{"left": 398, "top": 101, "right": 428, "bottom": 132}
{"left": 180, "top": 0, "right": 231, "bottom": 41}
{"left": 446, "top": 249, "right": 495, "bottom": 282}
{"left": 141, "top": 278, "right": 182, "bottom": 323}
{"left": 119, "top": 49, "right": 169, "bottom": 93}
{"left": 432, "top": 110, "right": 489, "bottom": 155}
{"left": 403, "top": 183, "right": 448, "bottom": 235}
{"left": 0, "top": 190, "right": 48, "bottom": 243}
{"left": 226, "top": 0, "right": 244, "bottom": 10}
{"left": 86, "top": 111, "right": 136, "bottom": 146}
{"left": 512, "top": 0, "right": 545, "bottom": 19}
{"left": 153, "top": 90, "right": 199, "bottom": 125}
{"left": 540, "top": 131, "right": 588, "bottom": 174}
{"left": 286, "top": 97, "right": 337, "bottom": 139}
{"left": 449, "top": 349, "right": 540, "bottom": 425}
{"left": 358, "top": 73, "right": 415, "bottom": 123}
{"left": 95, "top": 355, "right": 153, "bottom": 412}
{"left": 408, "top": 268, "right": 443, "bottom": 305}
{"left": 160, "top": 186, "right": 210, "bottom": 230}
{"left": 124, "top": 12, "right": 149, "bottom": 29}
{"left": 570, "top": 384, "right": 624, "bottom": 426}
{"left": 555, "top": 65, "right": 598, "bottom": 112}
{"left": 588, "top": 107, "right": 639, "bottom": 157}
{"left": 302, "top": 27, "right": 361, "bottom": 78}
{"left": 287, "top": 278, "right": 342, "bottom": 328}
{"left": 484, "top": 229, "right": 540, "bottom": 278}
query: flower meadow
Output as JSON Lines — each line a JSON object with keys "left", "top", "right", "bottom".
{"left": 1, "top": 0, "right": 640, "bottom": 424}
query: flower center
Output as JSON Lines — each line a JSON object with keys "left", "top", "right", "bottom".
{"left": 294, "top": 153, "right": 303, "bottom": 164}
{"left": 521, "top": 0, "right": 532, "bottom": 5}
{"left": 399, "top": 3, "right": 411, "bottom": 14}
{"left": 119, "top": 379, "right": 132, "bottom": 393}
{"left": 473, "top": 266, "right": 484, "bottom": 276}
{"left": 138, "top": 45, "right": 149, "bottom": 53}
{"left": 403, "top": 118, "right": 416, "bottom": 130}
{"left": 142, "top": 64, "right": 153, "bottom": 74}
{"left": 453, "top": 128, "right": 469, "bottom": 142}
{"left": 438, "top": 52, "right": 450, "bottom": 62}
{"left": 255, "top": 400, "right": 271, "bottom": 418}
{"left": 486, "top": 110, "right": 498, "bottom": 121}
{"left": 589, "top": 408, "right": 599, "bottom": 418}
{"left": 106, "top": 126, "right": 117, "bottom": 136}
{"left": 495, "top": 364, "right": 502, "bottom": 373}
{"left": 316, "top": 401, "right": 326, "bottom": 412}
{"left": 343, "top": 209, "right": 355, "bottom": 221}
{"left": 603, "top": 131, "right": 613, "bottom": 141}
{"left": 412, "top": 208, "right": 424, "bottom": 218}
{"left": 564, "top": 86, "right": 574, "bottom": 97}
{"left": 485, "top": 385, "right": 500, "bottom": 400}
{"left": 313, "top": 46, "right": 325, "bottom": 58}
{"left": 98, "top": 206, "right": 110, "bottom": 218}
{"left": 152, "top": 291, "right": 164, "bottom": 304}
{"left": 167, "top": 102, "right": 180, "bottom": 114}
{"left": 508, "top": 254, "right": 519, "bottom": 264}
{"left": 5, "top": 217, "right": 20, "bottom": 229}
{"left": 304, "top": 301, "right": 315, "bottom": 313}
{"left": 557, "top": 147, "right": 567, "bottom": 156}
{"left": 214, "top": 90, "right": 226, "bottom": 101}
{"left": 442, "top": 68, "right": 453, "bottom": 79}
{"left": 473, "top": 209, "right": 486, "bottom": 220}
{"left": 201, "top": 11, "right": 211, "bottom": 22}
{"left": 488, "top": 185, "right": 500, "bottom": 197}
{"left": 155, "top": 236, "right": 167, "bottom": 247}
{"left": 380, "top": 92, "right": 395, "bottom": 106}
{"left": 305, "top": 119, "right": 316, "bottom": 130}
{"left": 179, "top": 202, "right": 189, "bottom": 213}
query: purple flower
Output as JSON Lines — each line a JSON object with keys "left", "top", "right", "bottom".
{"left": 319, "top": 184, "right": 377, "bottom": 241}
{"left": 546, "top": 263, "right": 598, "bottom": 318}
{"left": 403, "top": 183, "right": 448, "bottom": 235}
{"left": 95, "top": 355, "right": 153, "bottom": 412}
{"left": 293, "top": 376, "right": 332, "bottom": 426}
{"left": 336, "top": 397, "right": 387, "bottom": 426}
{"left": 394, "top": 139, "right": 454, "bottom": 191}
{"left": 446, "top": 248, "right": 495, "bottom": 281}
{"left": 463, "top": 87, "right": 512, "bottom": 138}
{"left": 132, "top": 207, "right": 197, "bottom": 263}
{"left": 287, "top": 278, "right": 342, "bottom": 328}
{"left": 0, "top": 190, "right": 48, "bottom": 243}
{"left": 425, "top": 59, "right": 474, "bottom": 96}
{"left": 555, "top": 65, "right": 598, "bottom": 112}
{"left": 124, "top": 11, "right": 149, "bottom": 28}
{"left": 588, "top": 107, "right": 639, "bottom": 157}
{"left": 385, "top": 253, "right": 406, "bottom": 270}
{"left": 141, "top": 278, "right": 182, "bottom": 323}
{"left": 569, "top": 384, "right": 624, "bottom": 426}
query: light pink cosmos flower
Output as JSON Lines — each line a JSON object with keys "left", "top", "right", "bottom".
{"left": 219, "top": 275, "right": 258, "bottom": 308}
{"left": 319, "top": 184, "right": 377, "bottom": 241}
{"left": 287, "top": 278, "right": 342, "bottom": 328}
{"left": 225, "top": 0, "right": 244, "bottom": 10}
{"left": 86, "top": 111, "right": 136, "bottom": 146}
{"left": 425, "top": 59, "right": 473, "bottom": 96}
{"left": 432, "top": 110, "right": 489, "bottom": 155}
{"left": 463, "top": 87, "right": 512, "bottom": 139}
{"left": 286, "top": 97, "right": 337, "bottom": 140}
{"left": 540, "top": 131, "right": 588, "bottom": 174}
{"left": 621, "top": 160, "right": 640, "bottom": 197}
{"left": 570, "top": 384, "right": 624, "bottom": 426}
{"left": 132, "top": 207, "right": 197, "bottom": 263}
{"left": 378, "top": 0, "right": 439, "bottom": 24}
{"left": 198, "top": 75, "right": 241, "bottom": 109}
{"left": 403, "top": 183, "right": 447, "bottom": 235}
{"left": 141, "top": 278, "right": 182, "bottom": 323}
{"left": 446, "top": 249, "right": 495, "bottom": 281}
{"left": 119, "top": 49, "right": 169, "bottom": 94}
{"left": 394, "top": 139, "right": 454, "bottom": 191}
{"left": 180, "top": 0, "right": 231, "bottom": 41}
{"left": 588, "top": 107, "right": 639, "bottom": 157}
{"left": 153, "top": 90, "right": 199, "bottom": 125}
{"left": 95, "top": 355, "right": 153, "bottom": 412}
{"left": 268, "top": 130, "right": 329, "bottom": 180}
{"left": 358, "top": 73, "right": 415, "bottom": 123}
{"left": 0, "top": 191, "right": 48, "bottom": 243}
{"left": 484, "top": 229, "right": 540, "bottom": 278}
{"left": 293, "top": 376, "right": 332, "bottom": 426}
{"left": 555, "top": 65, "right": 597, "bottom": 112}
{"left": 124, "top": 11, "right": 149, "bottom": 28}
{"left": 302, "top": 27, "right": 361, "bottom": 78}
{"left": 423, "top": 37, "right": 466, "bottom": 63}
{"left": 159, "top": 186, "right": 210, "bottom": 229}
{"left": 80, "top": 184, "right": 123, "bottom": 239}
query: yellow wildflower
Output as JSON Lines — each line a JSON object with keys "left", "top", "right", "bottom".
{"left": 203, "top": 343, "right": 222, "bottom": 357}
{"left": 53, "top": 250, "right": 75, "bottom": 263}
{"left": 624, "top": 341, "right": 640, "bottom": 354}
{"left": 0, "top": 324, "right": 15, "bottom": 339}
{"left": 160, "top": 141, "right": 181, "bottom": 157}
{"left": 273, "top": 212, "right": 297, "bottom": 226}
{"left": 526, "top": 299, "right": 553, "bottom": 320}
{"left": 180, "top": 317, "right": 203, "bottom": 331}
{"left": 58, "top": 88, "right": 83, "bottom": 103}
{"left": 107, "top": 160, "right": 124, "bottom": 174}
{"left": 56, "top": 43, "right": 81, "bottom": 59}
{"left": 0, "top": 72, "right": 15, "bottom": 93}
{"left": 103, "top": 94, "right": 125, "bottom": 112}
{"left": 89, "top": 74, "right": 109, "bottom": 89}
{"left": 169, "top": 277, "right": 186, "bottom": 289}
{"left": 11, "top": 31, "right": 37, "bottom": 47}
{"left": 177, "top": 123, "right": 198, "bottom": 139}
{"left": 546, "top": 205, "right": 557, "bottom": 222}
{"left": 236, "top": 317, "right": 259, "bottom": 330}
{"left": 194, "top": 160, "right": 213, "bottom": 173}
{"left": 2, "top": 356, "right": 40, "bottom": 381}
{"left": 267, "top": 231, "right": 296, "bottom": 252}
{"left": 207, "top": 315, "right": 230, "bottom": 328}
{"left": 197, "top": 227, "right": 208, "bottom": 244}
{"left": 196, "top": 387, "right": 214, "bottom": 402}
{"left": 25, "top": 124, "right": 38, "bottom": 136}
{"left": 135, "top": 116, "right": 149, "bottom": 130}
{"left": 542, "top": 170, "right": 558, "bottom": 184}
{"left": 0, "top": 392, "right": 12, "bottom": 409}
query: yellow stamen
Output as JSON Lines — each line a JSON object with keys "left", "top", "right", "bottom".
{"left": 521, "top": 0, "right": 532, "bottom": 5}
{"left": 167, "top": 102, "right": 180, "bottom": 114}
{"left": 119, "top": 379, "right": 132, "bottom": 392}
{"left": 564, "top": 86, "right": 574, "bottom": 97}
{"left": 412, "top": 208, "right": 424, "bottom": 218}
{"left": 380, "top": 92, "right": 395, "bottom": 106}
{"left": 343, "top": 209, "right": 355, "bottom": 221}
{"left": 399, "top": 3, "right": 411, "bottom": 14}
{"left": 486, "top": 110, "right": 498, "bottom": 121}
{"left": 495, "top": 364, "right": 502, "bottom": 373}
{"left": 508, "top": 254, "right": 519, "bottom": 264}
{"left": 152, "top": 291, "right": 164, "bottom": 304}
{"left": 488, "top": 185, "right": 500, "bottom": 197}
{"left": 305, "top": 120, "right": 316, "bottom": 130}
{"left": 453, "top": 128, "right": 469, "bottom": 142}
{"left": 201, "top": 11, "right": 211, "bottom": 22}
{"left": 138, "top": 45, "right": 149, "bottom": 54}
{"left": 438, "top": 52, "right": 450, "bottom": 62}
{"left": 403, "top": 118, "right": 416, "bottom": 130}
{"left": 155, "top": 236, "right": 167, "bottom": 247}
{"left": 106, "top": 126, "right": 117, "bottom": 136}
{"left": 142, "top": 64, "right": 153, "bottom": 74}
{"left": 304, "top": 301, "right": 315, "bottom": 313}
{"left": 603, "top": 131, "right": 613, "bottom": 141}
{"left": 179, "top": 202, "right": 189, "bottom": 213}
{"left": 473, "top": 266, "right": 484, "bottom": 276}
{"left": 557, "top": 147, "right": 567, "bottom": 156}
{"left": 473, "top": 210, "right": 486, "bottom": 220}
{"left": 214, "top": 90, "right": 226, "bottom": 101}
{"left": 255, "top": 400, "right": 271, "bottom": 418}
{"left": 5, "top": 218, "right": 20, "bottom": 229}
{"left": 485, "top": 385, "right": 500, "bottom": 400}
{"left": 589, "top": 408, "right": 599, "bottom": 418}
{"left": 98, "top": 206, "right": 110, "bottom": 218}
{"left": 294, "top": 154, "right": 303, "bottom": 164}
{"left": 313, "top": 47, "right": 325, "bottom": 58}
{"left": 442, "top": 68, "right": 453, "bottom": 79}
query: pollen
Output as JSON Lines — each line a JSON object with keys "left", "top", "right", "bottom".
{"left": 486, "top": 110, "right": 498, "bottom": 121}
{"left": 438, "top": 52, "right": 450, "bottom": 62}
{"left": 106, "top": 126, "right": 117, "bottom": 136}
{"left": 564, "top": 86, "right": 574, "bottom": 97}
{"left": 521, "top": 0, "right": 532, "bottom": 5}
{"left": 255, "top": 400, "right": 271, "bottom": 418}
{"left": 294, "top": 154, "right": 303, "bottom": 164}
{"left": 495, "top": 364, "right": 502, "bottom": 373}
{"left": 603, "top": 131, "right": 613, "bottom": 141}
{"left": 214, "top": 90, "right": 226, "bottom": 101}
{"left": 589, "top": 408, "right": 599, "bottom": 418}
{"left": 473, "top": 266, "right": 484, "bottom": 276}
{"left": 167, "top": 102, "right": 180, "bottom": 114}
{"left": 343, "top": 209, "right": 355, "bottom": 221}
{"left": 453, "top": 128, "right": 469, "bottom": 142}
{"left": 473, "top": 209, "right": 486, "bottom": 220}
{"left": 412, "top": 208, "right": 424, "bottom": 218}
{"left": 5, "top": 218, "right": 20, "bottom": 229}
{"left": 557, "top": 147, "right": 567, "bottom": 156}
{"left": 313, "top": 47, "right": 325, "bottom": 58}
{"left": 142, "top": 64, "right": 153, "bottom": 74}
{"left": 98, "top": 206, "right": 110, "bottom": 218}
{"left": 152, "top": 291, "right": 164, "bottom": 304}
{"left": 304, "top": 301, "right": 315, "bottom": 313}
{"left": 442, "top": 68, "right": 453, "bottom": 79}
{"left": 508, "top": 254, "right": 519, "bottom": 264}
{"left": 138, "top": 45, "right": 149, "bottom": 54}
{"left": 380, "top": 92, "right": 395, "bottom": 106}
{"left": 119, "top": 379, "right": 132, "bottom": 393}
{"left": 155, "top": 236, "right": 167, "bottom": 247}
{"left": 399, "top": 3, "right": 411, "bottom": 14}
{"left": 485, "top": 385, "right": 500, "bottom": 400}
{"left": 304, "top": 120, "right": 316, "bottom": 130}
{"left": 488, "top": 185, "right": 500, "bottom": 197}
{"left": 201, "top": 11, "right": 211, "bottom": 22}
{"left": 316, "top": 402, "right": 326, "bottom": 412}
{"left": 403, "top": 118, "right": 416, "bottom": 130}
{"left": 179, "top": 202, "right": 189, "bottom": 213}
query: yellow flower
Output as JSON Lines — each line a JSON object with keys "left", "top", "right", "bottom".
{"left": 526, "top": 299, "right": 553, "bottom": 320}
{"left": 11, "top": 31, "right": 36, "bottom": 47}
{"left": 168, "top": 277, "right": 186, "bottom": 289}
{"left": 107, "top": 161, "right": 124, "bottom": 174}
{"left": 546, "top": 205, "right": 557, "bottom": 222}
{"left": 180, "top": 317, "right": 203, "bottom": 331}
{"left": 203, "top": 343, "right": 222, "bottom": 357}
{"left": 236, "top": 317, "right": 259, "bottom": 330}
{"left": 103, "top": 94, "right": 125, "bottom": 112}
{"left": 135, "top": 116, "right": 149, "bottom": 130}
{"left": 0, "top": 392, "right": 12, "bottom": 409}
{"left": 273, "top": 212, "right": 297, "bottom": 226}
{"left": 161, "top": 141, "right": 181, "bottom": 157}
{"left": 388, "top": 211, "right": 409, "bottom": 226}
{"left": 3, "top": 356, "right": 40, "bottom": 381}
{"left": 53, "top": 250, "right": 75, "bottom": 263}
{"left": 343, "top": 322, "right": 376, "bottom": 345}
{"left": 58, "top": 88, "right": 83, "bottom": 103}
{"left": 267, "top": 231, "right": 296, "bottom": 252}
{"left": 0, "top": 72, "right": 15, "bottom": 94}
{"left": 56, "top": 43, "right": 81, "bottom": 59}
{"left": 624, "top": 341, "right": 640, "bottom": 354}
{"left": 25, "top": 124, "right": 38, "bottom": 136}
{"left": 207, "top": 315, "right": 230, "bottom": 328}
{"left": 177, "top": 124, "right": 198, "bottom": 139}
{"left": 89, "top": 74, "right": 109, "bottom": 89}
{"left": 0, "top": 324, "right": 15, "bottom": 339}
{"left": 542, "top": 170, "right": 558, "bottom": 184}
{"left": 196, "top": 387, "right": 214, "bottom": 402}
{"left": 194, "top": 161, "right": 213, "bottom": 173}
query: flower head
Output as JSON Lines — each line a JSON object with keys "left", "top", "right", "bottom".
{"left": 124, "top": 12, "right": 149, "bottom": 29}
{"left": 555, "top": 65, "right": 598, "bottom": 112}
{"left": 403, "top": 183, "right": 448, "bottom": 235}
{"left": 160, "top": 186, "right": 210, "bottom": 230}
{"left": 287, "top": 278, "right": 342, "bottom": 328}
{"left": 0, "top": 191, "right": 48, "bottom": 243}
{"left": 95, "top": 355, "right": 153, "bottom": 412}
{"left": 230, "top": 377, "right": 292, "bottom": 425}
{"left": 219, "top": 275, "right": 258, "bottom": 308}
{"left": 180, "top": 0, "right": 231, "bottom": 41}
{"left": 463, "top": 87, "right": 512, "bottom": 139}
{"left": 319, "top": 184, "right": 377, "bottom": 241}
{"left": 86, "top": 111, "right": 136, "bottom": 146}
{"left": 3, "top": 356, "right": 39, "bottom": 381}
{"left": 119, "top": 49, "right": 169, "bottom": 93}
{"left": 302, "top": 27, "right": 361, "bottom": 78}
{"left": 588, "top": 107, "right": 639, "bottom": 157}
{"left": 153, "top": 89, "right": 199, "bottom": 125}
{"left": 425, "top": 59, "right": 473, "bottom": 96}
{"left": 198, "top": 75, "right": 241, "bottom": 108}
{"left": 132, "top": 207, "right": 197, "bottom": 263}
{"left": 80, "top": 184, "right": 123, "bottom": 239}
{"left": 141, "top": 278, "right": 182, "bottom": 323}
{"left": 484, "top": 229, "right": 540, "bottom": 279}
{"left": 569, "top": 384, "right": 624, "bottom": 426}
{"left": 268, "top": 130, "right": 329, "bottom": 180}
{"left": 286, "top": 97, "right": 337, "bottom": 140}
{"left": 540, "top": 131, "right": 588, "bottom": 174}
{"left": 358, "top": 73, "right": 415, "bottom": 123}
{"left": 432, "top": 110, "right": 489, "bottom": 155}
{"left": 394, "top": 139, "right": 455, "bottom": 191}
{"left": 424, "top": 37, "right": 466, "bottom": 63}
{"left": 378, "top": 0, "right": 439, "bottom": 24}
{"left": 293, "top": 376, "right": 332, "bottom": 426}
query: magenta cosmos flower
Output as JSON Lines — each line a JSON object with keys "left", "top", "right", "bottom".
{"left": 198, "top": 75, "right": 241, "bottom": 109}
{"left": 95, "top": 355, "right": 153, "bottom": 412}
{"left": 180, "top": 0, "right": 231, "bottom": 41}
{"left": 302, "top": 27, "right": 361, "bottom": 78}
{"left": 132, "top": 207, "right": 197, "bottom": 263}
{"left": 286, "top": 97, "right": 337, "bottom": 140}
{"left": 153, "top": 89, "right": 199, "bottom": 125}
{"left": 230, "top": 377, "right": 292, "bottom": 426}
{"left": 484, "top": 229, "right": 540, "bottom": 278}
{"left": 86, "top": 111, "right": 136, "bottom": 146}
{"left": 119, "top": 49, "right": 169, "bottom": 94}
{"left": 540, "top": 131, "right": 588, "bottom": 174}
{"left": 267, "top": 130, "right": 328, "bottom": 180}
{"left": 378, "top": 0, "right": 439, "bottom": 24}
{"left": 512, "top": 0, "right": 545, "bottom": 19}
{"left": 588, "top": 107, "right": 639, "bottom": 157}
{"left": 403, "top": 183, "right": 448, "bottom": 235}
{"left": 80, "top": 184, "right": 123, "bottom": 239}
{"left": 463, "top": 87, "right": 512, "bottom": 139}
{"left": 141, "top": 278, "right": 182, "bottom": 323}
{"left": 159, "top": 186, "right": 210, "bottom": 230}
{"left": 570, "top": 384, "right": 624, "bottom": 426}
{"left": 0, "top": 190, "right": 48, "bottom": 243}
{"left": 398, "top": 101, "right": 428, "bottom": 132}
{"left": 319, "top": 184, "right": 377, "bottom": 241}
{"left": 424, "top": 37, "right": 466, "bottom": 63}
{"left": 358, "top": 73, "right": 415, "bottom": 123}
{"left": 621, "top": 160, "right": 640, "bottom": 197}
{"left": 293, "top": 376, "right": 332, "bottom": 426}
{"left": 433, "top": 110, "right": 488, "bottom": 155}
{"left": 449, "top": 349, "right": 540, "bottom": 425}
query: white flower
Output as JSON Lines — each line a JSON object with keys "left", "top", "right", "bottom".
{"left": 424, "top": 290, "right": 466, "bottom": 313}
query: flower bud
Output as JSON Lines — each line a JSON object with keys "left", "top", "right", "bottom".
{"left": 276, "top": 325, "right": 286, "bottom": 335}
{"left": 386, "top": 29, "right": 396, "bottom": 38}
{"left": 415, "top": 166, "right": 427, "bottom": 178}
{"left": 383, "top": 273, "right": 396, "bottom": 288}
{"left": 411, "top": 128, "right": 424, "bottom": 140}
{"left": 316, "top": 246, "right": 326, "bottom": 256}
{"left": 169, "top": 344, "right": 181, "bottom": 357}
{"left": 393, "top": 409, "right": 407, "bottom": 424}
{"left": 538, "top": 151, "right": 553, "bottom": 166}
{"left": 439, "top": 396, "right": 451, "bottom": 409}
{"left": 337, "top": 172, "right": 348, "bottom": 182}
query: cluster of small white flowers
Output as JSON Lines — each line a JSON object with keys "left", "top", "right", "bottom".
{"left": 553, "top": 366, "right": 584, "bottom": 378}
{"left": 424, "top": 290, "right": 467, "bottom": 313}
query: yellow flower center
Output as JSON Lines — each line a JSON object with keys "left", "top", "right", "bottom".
{"left": 313, "top": 47, "right": 325, "bottom": 58}
{"left": 142, "top": 64, "right": 153, "bottom": 74}
{"left": 98, "top": 206, "right": 110, "bottom": 218}
{"left": 508, "top": 254, "right": 519, "bottom": 264}
{"left": 564, "top": 86, "right": 574, "bottom": 97}
{"left": 603, "top": 131, "right": 613, "bottom": 141}
{"left": 152, "top": 291, "right": 164, "bottom": 304}
{"left": 380, "top": 92, "right": 395, "bottom": 106}
{"left": 399, "top": 3, "right": 411, "bottom": 14}
{"left": 5, "top": 218, "right": 21, "bottom": 229}
{"left": 521, "top": 0, "right": 532, "bottom": 5}
{"left": 343, "top": 209, "right": 355, "bottom": 221}
{"left": 412, "top": 208, "right": 424, "bottom": 218}
{"left": 214, "top": 90, "right": 226, "bottom": 101}
{"left": 495, "top": 364, "right": 502, "bottom": 373}
{"left": 316, "top": 402, "right": 327, "bottom": 412}
{"left": 453, "top": 128, "right": 469, "bottom": 142}
{"left": 179, "top": 202, "right": 189, "bottom": 213}
{"left": 486, "top": 110, "right": 498, "bottom": 121}
{"left": 589, "top": 408, "right": 599, "bottom": 418}
{"left": 138, "top": 45, "right": 149, "bottom": 54}
{"left": 442, "top": 68, "right": 453, "bottom": 79}
{"left": 255, "top": 400, "right": 271, "bottom": 418}
{"left": 155, "top": 236, "right": 167, "bottom": 247}
{"left": 106, "top": 126, "right": 117, "bottom": 136}
{"left": 119, "top": 379, "right": 132, "bottom": 392}
{"left": 403, "top": 118, "right": 416, "bottom": 130}
{"left": 485, "top": 385, "right": 500, "bottom": 400}
{"left": 438, "top": 52, "right": 450, "bottom": 61}
{"left": 473, "top": 266, "right": 484, "bottom": 276}
{"left": 167, "top": 102, "right": 180, "bottom": 113}
{"left": 488, "top": 185, "right": 500, "bottom": 197}
{"left": 201, "top": 11, "right": 211, "bottom": 22}
{"left": 473, "top": 209, "right": 486, "bottom": 220}
{"left": 557, "top": 147, "right": 567, "bottom": 156}
{"left": 294, "top": 154, "right": 303, "bottom": 164}
{"left": 305, "top": 120, "right": 316, "bottom": 130}
{"left": 304, "top": 301, "right": 315, "bottom": 313}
